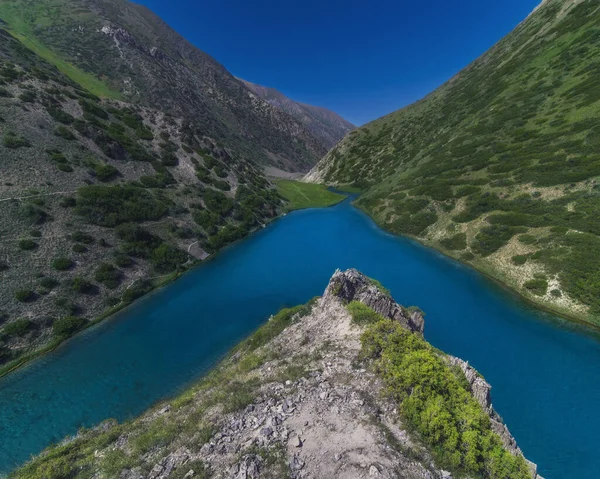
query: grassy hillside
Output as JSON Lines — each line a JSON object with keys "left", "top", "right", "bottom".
{"left": 0, "top": 28, "right": 285, "bottom": 373}
{"left": 309, "top": 0, "right": 600, "bottom": 325}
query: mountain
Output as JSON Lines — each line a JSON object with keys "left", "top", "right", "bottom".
{"left": 0, "top": 0, "right": 348, "bottom": 372}
{"left": 307, "top": 0, "right": 600, "bottom": 326}
{"left": 240, "top": 79, "right": 355, "bottom": 149}
{"left": 0, "top": 0, "right": 329, "bottom": 172}
{"left": 0, "top": 23, "right": 293, "bottom": 371}
{"left": 12, "top": 270, "right": 542, "bottom": 479}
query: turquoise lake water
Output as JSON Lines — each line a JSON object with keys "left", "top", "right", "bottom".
{"left": 1, "top": 198, "right": 599, "bottom": 477}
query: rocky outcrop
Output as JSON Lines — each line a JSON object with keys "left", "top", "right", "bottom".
{"left": 447, "top": 357, "right": 543, "bottom": 479}
{"left": 324, "top": 268, "right": 425, "bottom": 333}
{"left": 19, "top": 270, "right": 541, "bottom": 478}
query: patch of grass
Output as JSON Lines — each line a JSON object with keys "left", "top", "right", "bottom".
{"left": 0, "top": 18, "right": 121, "bottom": 100}
{"left": 347, "top": 301, "right": 385, "bottom": 325}
{"left": 275, "top": 180, "right": 346, "bottom": 211}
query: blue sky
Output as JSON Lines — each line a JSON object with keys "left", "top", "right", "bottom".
{"left": 136, "top": 0, "right": 541, "bottom": 126}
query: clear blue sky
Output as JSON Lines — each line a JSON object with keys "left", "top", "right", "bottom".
{"left": 136, "top": 0, "right": 541, "bottom": 126}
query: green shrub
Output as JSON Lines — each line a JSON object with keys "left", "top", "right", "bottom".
{"left": 114, "top": 253, "right": 134, "bottom": 268}
{"left": 361, "top": 319, "right": 531, "bottom": 478}
{"left": 78, "top": 99, "right": 108, "bottom": 119}
{"left": 57, "top": 163, "right": 74, "bottom": 173}
{"left": 122, "top": 280, "right": 152, "bottom": 304}
{"left": 95, "top": 164, "right": 119, "bottom": 182}
{"left": 95, "top": 263, "right": 122, "bottom": 289}
{"left": 512, "top": 255, "right": 528, "bottom": 266}
{"left": 72, "top": 244, "right": 87, "bottom": 253}
{"left": 2, "top": 318, "right": 34, "bottom": 337}
{"left": 51, "top": 257, "right": 74, "bottom": 271}
{"left": 471, "top": 225, "right": 526, "bottom": 257}
{"left": 71, "top": 231, "right": 95, "bottom": 244}
{"left": 15, "top": 289, "right": 36, "bottom": 302}
{"left": 18, "top": 239, "right": 38, "bottom": 251}
{"left": 54, "top": 126, "right": 76, "bottom": 141}
{"left": 60, "top": 196, "right": 76, "bottom": 208}
{"left": 54, "top": 297, "right": 79, "bottom": 315}
{"left": 203, "top": 189, "right": 233, "bottom": 215}
{"left": 75, "top": 186, "right": 167, "bottom": 227}
{"left": 18, "top": 90, "right": 36, "bottom": 103}
{"left": 53, "top": 316, "right": 87, "bottom": 338}
{"left": 151, "top": 244, "right": 188, "bottom": 273}
{"left": 46, "top": 106, "right": 74, "bottom": 124}
{"left": 524, "top": 278, "right": 548, "bottom": 296}
{"left": 3, "top": 133, "right": 30, "bottom": 148}
{"left": 71, "top": 277, "right": 93, "bottom": 294}
{"left": 518, "top": 234, "right": 537, "bottom": 245}
{"left": 161, "top": 152, "right": 178, "bottom": 166}
{"left": 347, "top": 301, "right": 385, "bottom": 325}
{"left": 39, "top": 277, "right": 59, "bottom": 289}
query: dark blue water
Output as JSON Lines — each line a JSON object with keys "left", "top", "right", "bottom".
{"left": 0, "top": 199, "right": 599, "bottom": 477}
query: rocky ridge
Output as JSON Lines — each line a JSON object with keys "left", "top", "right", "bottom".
{"left": 14, "top": 270, "right": 542, "bottom": 478}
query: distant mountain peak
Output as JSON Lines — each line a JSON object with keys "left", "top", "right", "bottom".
{"left": 240, "top": 79, "right": 355, "bottom": 150}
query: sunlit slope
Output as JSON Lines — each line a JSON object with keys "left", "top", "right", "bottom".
{"left": 309, "top": 1, "right": 600, "bottom": 323}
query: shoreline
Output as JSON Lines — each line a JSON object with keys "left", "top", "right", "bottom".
{"left": 3, "top": 186, "right": 597, "bottom": 382}
{"left": 0, "top": 191, "right": 350, "bottom": 380}
{"left": 350, "top": 199, "right": 600, "bottom": 333}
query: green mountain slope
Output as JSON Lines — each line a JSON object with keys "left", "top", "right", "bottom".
{"left": 308, "top": 0, "right": 600, "bottom": 325}
{"left": 0, "top": 26, "right": 288, "bottom": 372}
{"left": 0, "top": 0, "right": 328, "bottom": 171}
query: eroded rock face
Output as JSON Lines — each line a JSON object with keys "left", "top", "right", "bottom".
{"left": 324, "top": 269, "right": 425, "bottom": 333}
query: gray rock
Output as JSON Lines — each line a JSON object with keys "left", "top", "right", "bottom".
{"left": 231, "top": 454, "right": 262, "bottom": 479}
{"left": 324, "top": 269, "right": 424, "bottom": 333}
{"left": 290, "top": 454, "right": 305, "bottom": 471}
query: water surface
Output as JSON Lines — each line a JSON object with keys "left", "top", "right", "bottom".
{"left": 1, "top": 199, "right": 599, "bottom": 478}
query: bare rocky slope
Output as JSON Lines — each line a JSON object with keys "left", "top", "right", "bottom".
{"left": 240, "top": 80, "right": 355, "bottom": 150}
{"left": 12, "top": 270, "right": 542, "bottom": 479}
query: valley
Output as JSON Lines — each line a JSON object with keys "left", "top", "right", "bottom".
{"left": 1, "top": 0, "right": 600, "bottom": 477}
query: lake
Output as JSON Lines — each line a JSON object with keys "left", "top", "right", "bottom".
{"left": 0, "top": 197, "right": 599, "bottom": 478}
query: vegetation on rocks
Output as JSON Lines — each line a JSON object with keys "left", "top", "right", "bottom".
{"left": 10, "top": 272, "right": 535, "bottom": 479}
{"left": 309, "top": 0, "right": 600, "bottom": 325}
{"left": 361, "top": 318, "right": 531, "bottom": 478}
